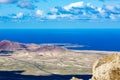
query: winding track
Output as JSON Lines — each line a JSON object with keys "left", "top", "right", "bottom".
{"left": 8, "top": 56, "right": 55, "bottom": 75}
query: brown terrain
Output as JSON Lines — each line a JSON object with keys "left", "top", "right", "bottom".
{"left": 0, "top": 40, "right": 116, "bottom": 76}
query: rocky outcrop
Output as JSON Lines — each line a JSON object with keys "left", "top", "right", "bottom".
{"left": 92, "top": 53, "right": 120, "bottom": 80}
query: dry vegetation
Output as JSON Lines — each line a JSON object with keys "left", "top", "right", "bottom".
{"left": 0, "top": 50, "right": 110, "bottom": 75}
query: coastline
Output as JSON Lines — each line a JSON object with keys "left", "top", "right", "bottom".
{"left": 71, "top": 50, "right": 119, "bottom": 54}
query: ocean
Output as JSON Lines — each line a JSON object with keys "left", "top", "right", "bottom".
{"left": 0, "top": 28, "right": 120, "bottom": 51}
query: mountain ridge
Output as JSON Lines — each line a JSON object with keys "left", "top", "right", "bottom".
{"left": 0, "top": 40, "right": 68, "bottom": 56}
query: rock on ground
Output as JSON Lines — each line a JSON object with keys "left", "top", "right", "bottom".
{"left": 92, "top": 53, "right": 120, "bottom": 80}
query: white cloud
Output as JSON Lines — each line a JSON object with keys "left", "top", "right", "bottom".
{"left": 13, "top": 12, "right": 23, "bottom": 18}
{"left": 97, "top": 7, "right": 105, "bottom": 15}
{"left": 36, "top": 10, "right": 43, "bottom": 17}
{"left": 105, "top": 5, "right": 115, "bottom": 11}
{"left": 59, "top": 14, "right": 71, "bottom": 18}
{"left": 17, "top": 0, "right": 36, "bottom": 10}
{"left": 110, "top": 14, "right": 116, "bottom": 20}
{"left": 63, "top": 1, "right": 84, "bottom": 11}
{"left": 50, "top": 8, "right": 58, "bottom": 13}
{"left": 47, "top": 14, "right": 57, "bottom": 19}
{"left": 86, "top": 3, "right": 94, "bottom": 8}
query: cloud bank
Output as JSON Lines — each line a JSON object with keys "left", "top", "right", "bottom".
{"left": 47, "top": 1, "right": 120, "bottom": 20}
{"left": 1, "top": 1, "right": 120, "bottom": 22}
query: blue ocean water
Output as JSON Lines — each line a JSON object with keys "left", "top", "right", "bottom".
{"left": 0, "top": 28, "right": 120, "bottom": 51}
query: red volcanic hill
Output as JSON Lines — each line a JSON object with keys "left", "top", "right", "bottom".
{"left": 0, "top": 40, "right": 67, "bottom": 54}
{"left": 0, "top": 40, "right": 26, "bottom": 51}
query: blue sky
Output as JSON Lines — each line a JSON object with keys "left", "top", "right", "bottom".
{"left": 0, "top": 0, "right": 120, "bottom": 28}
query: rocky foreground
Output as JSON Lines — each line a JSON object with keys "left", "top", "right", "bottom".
{"left": 92, "top": 54, "right": 120, "bottom": 80}
{"left": 0, "top": 40, "right": 117, "bottom": 76}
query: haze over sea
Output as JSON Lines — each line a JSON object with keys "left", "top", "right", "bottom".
{"left": 0, "top": 28, "right": 120, "bottom": 51}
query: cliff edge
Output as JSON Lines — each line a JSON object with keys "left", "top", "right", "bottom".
{"left": 92, "top": 53, "right": 120, "bottom": 80}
